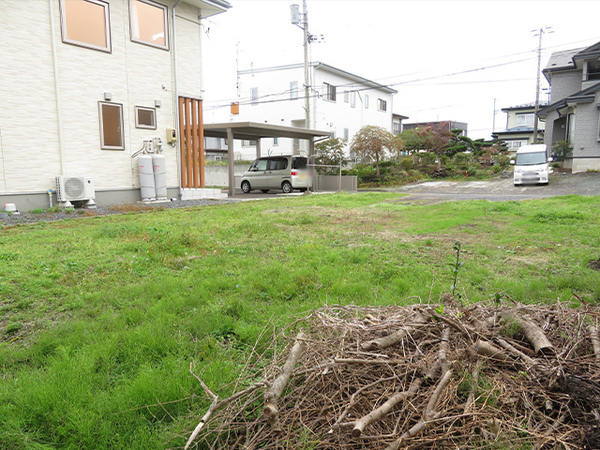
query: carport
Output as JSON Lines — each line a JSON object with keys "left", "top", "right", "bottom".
{"left": 203, "top": 122, "right": 331, "bottom": 196}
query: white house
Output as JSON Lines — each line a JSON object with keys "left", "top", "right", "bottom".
{"left": 221, "top": 62, "right": 397, "bottom": 160}
{"left": 0, "top": 0, "right": 230, "bottom": 211}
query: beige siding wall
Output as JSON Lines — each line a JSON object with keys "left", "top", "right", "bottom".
{"left": 0, "top": 0, "right": 206, "bottom": 196}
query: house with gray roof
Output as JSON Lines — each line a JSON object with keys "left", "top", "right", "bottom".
{"left": 538, "top": 41, "right": 600, "bottom": 172}
{"left": 492, "top": 102, "right": 546, "bottom": 154}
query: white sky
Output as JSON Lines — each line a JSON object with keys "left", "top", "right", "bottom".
{"left": 201, "top": 0, "right": 600, "bottom": 140}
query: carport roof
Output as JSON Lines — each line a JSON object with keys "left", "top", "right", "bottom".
{"left": 203, "top": 122, "right": 332, "bottom": 141}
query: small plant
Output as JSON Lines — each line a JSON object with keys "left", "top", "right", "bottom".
{"left": 450, "top": 241, "right": 464, "bottom": 297}
{"left": 551, "top": 141, "right": 572, "bottom": 162}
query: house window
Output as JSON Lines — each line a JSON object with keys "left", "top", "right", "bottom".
{"left": 129, "top": 0, "right": 168, "bottom": 50}
{"left": 365, "top": 95, "right": 369, "bottom": 109}
{"left": 344, "top": 128, "right": 349, "bottom": 141}
{"left": 60, "top": 0, "right": 111, "bottom": 52}
{"left": 324, "top": 83, "right": 336, "bottom": 102}
{"left": 251, "top": 88, "right": 258, "bottom": 105}
{"left": 274, "top": 137, "right": 279, "bottom": 146}
{"left": 516, "top": 113, "right": 535, "bottom": 127}
{"left": 506, "top": 140, "right": 527, "bottom": 150}
{"left": 135, "top": 106, "right": 156, "bottom": 129}
{"left": 351, "top": 92, "right": 356, "bottom": 108}
{"left": 344, "top": 91, "right": 349, "bottom": 103}
{"left": 99, "top": 102, "right": 124, "bottom": 150}
{"left": 587, "top": 60, "right": 600, "bottom": 81}
{"left": 290, "top": 81, "right": 298, "bottom": 100}
{"left": 377, "top": 98, "right": 387, "bottom": 111}
{"left": 242, "top": 140, "right": 257, "bottom": 147}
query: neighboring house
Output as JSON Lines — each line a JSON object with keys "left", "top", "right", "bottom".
{"left": 226, "top": 62, "right": 398, "bottom": 159}
{"left": 492, "top": 103, "right": 547, "bottom": 154}
{"left": 392, "top": 113, "right": 409, "bottom": 136}
{"left": 402, "top": 121, "right": 468, "bottom": 135}
{"left": 538, "top": 41, "right": 600, "bottom": 172}
{"left": 0, "top": 0, "right": 230, "bottom": 211}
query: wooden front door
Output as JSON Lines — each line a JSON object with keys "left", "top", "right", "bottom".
{"left": 178, "top": 97, "right": 205, "bottom": 188}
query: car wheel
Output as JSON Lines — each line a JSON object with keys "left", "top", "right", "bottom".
{"left": 281, "top": 181, "right": 293, "bottom": 194}
{"left": 241, "top": 181, "right": 251, "bottom": 193}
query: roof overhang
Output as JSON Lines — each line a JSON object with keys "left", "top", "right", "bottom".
{"left": 204, "top": 122, "right": 332, "bottom": 141}
{"left": 181, "top": 0, "right": 231, "bottom": 18}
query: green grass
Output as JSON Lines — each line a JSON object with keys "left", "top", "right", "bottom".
{"left": 1, "top": 192, "right": 600, "bottom": 448}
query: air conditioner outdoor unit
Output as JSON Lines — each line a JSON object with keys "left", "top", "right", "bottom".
{"left": 55, "top": 176, "right": 96, "bottom": 204}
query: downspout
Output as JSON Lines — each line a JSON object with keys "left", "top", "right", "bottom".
{"left": 172, "top": 0, "right": 184, "bottom": 196}
{"left": 48, "top": 0, "right": 66, "bottom": 176}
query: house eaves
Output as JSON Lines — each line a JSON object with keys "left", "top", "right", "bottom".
{"left": 238, "top": 62, "right": 397, "bottom": 95}
{"left": 182, "top": 0, "right": 231, "bottom": 18}
{"left": 312, "top": 62, "right": 397, "bottom": 95}
{"left": 572, "top": 41, "right": 600, "bottom": 69}
{"left": 537, "top": 81, "right": 600, "bottom": 118}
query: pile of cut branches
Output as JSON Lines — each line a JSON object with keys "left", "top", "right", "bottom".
{"left": 184, "top": 300, "right": 600, "bottom": 449}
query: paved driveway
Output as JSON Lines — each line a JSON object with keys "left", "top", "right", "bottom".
{"left": 387, "top": 172, "right": 600, "bottom": 203}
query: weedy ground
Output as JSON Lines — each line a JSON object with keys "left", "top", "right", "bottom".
{"left": 0, "top": 192, "right": 599, "bottom": 449}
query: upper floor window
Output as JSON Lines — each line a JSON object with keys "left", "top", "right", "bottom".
{"left": 377, "top": 98, "right": 387, "bottom": 112}
{"left": 251, "top": 88, "right": 258, "bottom": 105}
{"left": 129, "top": 0, "right": 169, "bottom": 50}
{"left": 516, "top": 113, "right": 535, "bottom": 127}
{"left": 365, "top": 95, "right": 369, "bottom": 109}
{"left": 350, "top": 92, "right": 356, "bottom": 108}
{"left": 60, "top": 0, "right": 111, "bottom": 53}
{"left": 290, "top": 81, "right": 298, "bottom": 100}
{"left": 344, "top": 91, "right": 349, "bottom": 103}
{"left": 587, "top": 60, "right": 600, "bottom": 81}
{"left": 324, "top": 83, "right": 336, "bottom": 102}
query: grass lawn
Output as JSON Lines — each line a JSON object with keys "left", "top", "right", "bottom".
{"left": 1, "top": 192, "right": 599, "bottom": 449}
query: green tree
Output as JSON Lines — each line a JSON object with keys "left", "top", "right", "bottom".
{"left": 350, "top": 125, "right": 393, "bottom": 175}
{"left": 397, "top": 128, "right": 427, "bottom": 153}
{"left": 315, "top": 137, "right": 346, "bottom": 174}
{"left": 414, "top": 125, "right": 452, "bottom": 169}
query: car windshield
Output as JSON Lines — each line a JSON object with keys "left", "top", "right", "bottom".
{"left": 515, "top": 152, "right": 546, "bottom": 166}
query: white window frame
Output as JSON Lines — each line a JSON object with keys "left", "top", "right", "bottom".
{"left": 323, "top": 83, "right": 336, "bottom": 102}
{"left": 344, "top": 128, "right": 349, "bottom": 141}
{"left": 251, "top": 88, "right": 258, "bottom": 105}
{"left": 365, "top": 94, "right": 369, "bottom": 109}
{"left": 344, "top": 91, "right": 349, "bottom": 103}
{"left": 59, "top": 0, "right": 111, "bottom": 53}
{"left": 129, "top": 0, "right": 169, "bottom": 50}
{"left": 134, "top": 106, "right": 156, "bottom": 129}
{"left": 350, "top": 92, "right": 356, "bottom": 108}
{"left": 516, "top": 113, "right": 535, "bottom": 127}
{"left": 99, "top": 101, "right": 125, "bottom": 150}
{"left": 290, "top": 81, "right": 298, "bottom": 100}
{"left": 377, "top": 98, "right": 387, "bottom": 112}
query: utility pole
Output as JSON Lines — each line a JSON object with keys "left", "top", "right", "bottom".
{"left": 291, "top": 1, "right": 311, "bottom": 130}
{"left": 532, "top": 27, "right": 552, "bottom": 143}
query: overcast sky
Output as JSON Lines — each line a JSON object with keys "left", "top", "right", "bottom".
{"left": 201, "top": 0, "right": 600, "bottom": 140}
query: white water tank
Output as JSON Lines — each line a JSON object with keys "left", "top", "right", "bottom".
{"left": 138, "top": 154, "right": 156, "bottom": 201}
{"left": 152, "top": 153, "right": 167, "bottom": 200}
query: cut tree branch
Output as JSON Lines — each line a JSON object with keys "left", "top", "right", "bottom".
{"left": 263, "top": 331, "right": 308, "bottom": 430}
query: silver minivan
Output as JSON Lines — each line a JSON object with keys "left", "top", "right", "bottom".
{"left": 240, "top": 155, "right": 311, "bottom": 194}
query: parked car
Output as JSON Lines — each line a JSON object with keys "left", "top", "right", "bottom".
{"left": 240, "top": 155, "right": 311, "bottom": 193}
{"left": 511, "top": 144, "right": 552, "bottom": 185}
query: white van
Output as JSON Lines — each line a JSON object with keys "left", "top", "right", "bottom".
{"left": 240, "top": 155, "right": 312, "bottom": 194}
{"left": 511, "top": 144, "right": 551, "bottom": 186}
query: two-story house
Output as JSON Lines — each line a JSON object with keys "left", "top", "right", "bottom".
{"left": 402, "top": 120, "right": 468, "bottom": 135}
{"left": 225, "top": 62, "right": 398, "bottom": 159}
{"left": 492, "top": 103, "right": 546, "bottom": 154}
{"left": 538, "top": 41, "right": 600, "bottom": 172}
{"left": 0, "top": 0, "right": 230, "bottom": 211}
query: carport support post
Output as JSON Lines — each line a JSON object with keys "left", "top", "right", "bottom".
{"left": 256, "top": 139, "right": 261, "bottom": 159}
{"left": 309, "top": 137, "right": 315, "bottom": 192}
{"left": 227, "top": 127, "right": 235, "bottom": 197}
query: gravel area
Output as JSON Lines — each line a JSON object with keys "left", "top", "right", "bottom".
{"left": 0, "top": 198, "right": 240, "bottom": 226}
